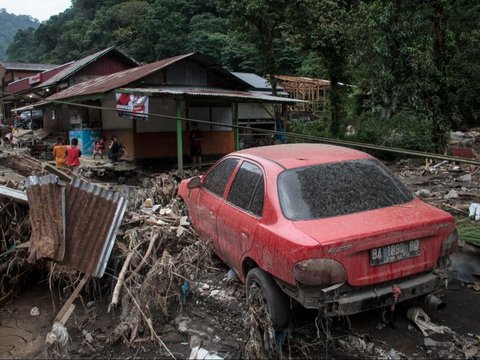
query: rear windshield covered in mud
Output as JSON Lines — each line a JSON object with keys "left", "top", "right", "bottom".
{"left": 278, "top": 159, "right": 414, "bottom": 220}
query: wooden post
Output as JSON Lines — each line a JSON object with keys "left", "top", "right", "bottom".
{"left": 233, "top": 103, "right": 239, "bottom": 151}
{"left": 176, "top": 99, "right": 183, "bottom": 170}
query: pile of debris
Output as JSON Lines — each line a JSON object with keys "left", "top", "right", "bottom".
{"left": 0, "top": 151, "right": 246, "bottom": 358}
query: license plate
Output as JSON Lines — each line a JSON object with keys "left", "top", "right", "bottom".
{"left": 370, "top": 239, "right": 420, "bottom": 266}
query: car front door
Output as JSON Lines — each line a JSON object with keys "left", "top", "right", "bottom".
{"left": 216, "top": 161, "right": 264, "bottom": 271}
{"left": 195, "top": 158, "right": 240, "bottom": 252}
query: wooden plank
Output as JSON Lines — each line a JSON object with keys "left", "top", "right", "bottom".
{"left": 57, "top": 304, "right": 75, "bottom": 325}
{"left": 43, "top": 163, "right": 73, "bottom": 183}
{"left": 54, "top": 274, "right": 90, "bottom": 322}
{"left": 45, "top": 304, "right": 76, "bottom": 346}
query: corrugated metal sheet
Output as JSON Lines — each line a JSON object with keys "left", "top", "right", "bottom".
{"left": 25, "top": 175, "right": 66, "bottom": 262}
{"left": 0, "top": 62, "right": 58, "bottom": 72}
{"left": 0, "top": 185, "right": 28, "bottom": 204}
{"left": 25, "top": 175, "right": 127, "bottom": 277}
{"left": 118, "top": 86, "right": 305, "bottom": 103}
{"left": 63, "top": 178, "right": 127, "bottom": 277}
{"left": 232, "top": 72, "right": 284, "bottom": 91}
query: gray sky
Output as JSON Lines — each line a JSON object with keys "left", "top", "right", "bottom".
{"left": 0, "top": 0, "right": 71, "bottom": 22}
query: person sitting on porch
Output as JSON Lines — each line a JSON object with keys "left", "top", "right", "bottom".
{"left": 108, "top": 136, "right": 128, "bottom": 162}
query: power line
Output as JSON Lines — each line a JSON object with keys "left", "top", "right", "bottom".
{"left": 40, "top": 99, "right": 480, "bottom": 166}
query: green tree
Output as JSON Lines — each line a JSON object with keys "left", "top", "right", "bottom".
{"left": 0, "top": 9, "right": 39, "bottom": 61}
{"left": 350, "top": 0, "right": 454, "bottom": 152}
{"left": 5, "top": 27, "right": 37, "bottom": 62}
{"left": 287, "top": 0, "right": 351, "bottom": 136}
{"left": 216, "top": 0, "right": 291, "bottom": 94}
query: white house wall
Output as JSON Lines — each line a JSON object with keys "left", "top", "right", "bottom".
{"left": 238, "top": 103, "right": 272, "bottom": 120}
{"left": 101, "top": 93, "right": 133, "bottom": 130}
{"left": 136, "top": 97, "right": 186, "bottom": 133}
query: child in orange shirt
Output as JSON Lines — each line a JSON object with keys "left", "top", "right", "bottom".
{"left": 52, "top": 137, "right": 67, "bottom": 167}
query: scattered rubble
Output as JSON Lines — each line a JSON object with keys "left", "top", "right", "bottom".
{"left": 1, "top": 136, "right": 480, "bottom": 359}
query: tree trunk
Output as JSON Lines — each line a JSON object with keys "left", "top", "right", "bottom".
{"left": 431, "top": 0, "right": 449, "bottom": 153}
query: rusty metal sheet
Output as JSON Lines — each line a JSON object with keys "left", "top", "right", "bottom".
{"left": 62, "top": 178, "right": 127, "bottom": 277}
{"left": 25, "top": 175, "right": 66, "bottom": 262}
{"left": 118, "top": 86, "right": 304, "bottom": 103}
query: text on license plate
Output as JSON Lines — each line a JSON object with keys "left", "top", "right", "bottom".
{"left": 370, "top": 239, "right": 420, "bottom": 266}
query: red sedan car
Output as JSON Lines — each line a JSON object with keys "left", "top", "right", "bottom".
{"left": 178, "top": 144, "right": 457, "bottom": 328}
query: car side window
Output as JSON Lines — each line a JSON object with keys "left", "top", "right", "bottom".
{"left": 203, "top": 158, "right": 239, "bottom": 197}
{"left": 227, "top": 161, "right": 264, "bottom": 217}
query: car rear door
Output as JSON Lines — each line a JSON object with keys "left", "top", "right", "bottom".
{"left": 216, "top": 161, "right": 264, "bottom": 271}
{"left": 195, "top": 158, "right": 239, "bottom": 252}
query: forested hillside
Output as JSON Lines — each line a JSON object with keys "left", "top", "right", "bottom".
{"left": 0, "top": 9, "right": 39, "bottom": 60}
{"left": 5, "top": 0, "right": 480, "bottom": 152}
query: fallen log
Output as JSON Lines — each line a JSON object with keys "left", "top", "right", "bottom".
{"left": 0, "top": 151, "right": 43, "bottom": 177}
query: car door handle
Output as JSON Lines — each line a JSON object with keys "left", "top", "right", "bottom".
{"left": 209, "top": 207, "right": 216, "bottom": 216}
{"left": 240, "top": 228, "right": 249, "bottom": 239}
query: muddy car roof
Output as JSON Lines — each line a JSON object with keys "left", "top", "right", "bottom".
{"left": 235, "top": 143, "right": 372, "bottom": 169}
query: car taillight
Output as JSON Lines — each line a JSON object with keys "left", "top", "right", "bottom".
{"left": 440, "top": 229, "right": 458, "bottom": 257}
{"left": 293, "top": 259, "right": 346, "bottom": 286}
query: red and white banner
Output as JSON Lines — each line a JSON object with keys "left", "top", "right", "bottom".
{"left": 115, "top": 93, "right": 149, "bottom": 120}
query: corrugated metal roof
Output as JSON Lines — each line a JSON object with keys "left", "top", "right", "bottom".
{"left": 35, "top": 47, "right": 140, "bottom": 89}
{"left": 118, "top": 86, "right": 304, "bottom": 103}
{"left": 232, "top": 72, "right": 284, "bottom": 91}
{"left": 0, "top": 62, "right": 58, "bottom": 72}
{"left": 43, "top": 52, "right": 252, "bottom": 103}
{"left": 44, "top": 53, "right": 195, "bottom": 102}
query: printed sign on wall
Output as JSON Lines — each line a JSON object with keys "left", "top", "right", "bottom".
{"left": 115, "top": 93, "right": 149, "bottom": 120}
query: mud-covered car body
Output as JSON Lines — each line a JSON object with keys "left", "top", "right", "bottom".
{"left": 178, "top": 144, "right": 457, "bottom": 317}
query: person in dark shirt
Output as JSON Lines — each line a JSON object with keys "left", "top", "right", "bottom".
{"left": 108, "top": 136, "right": 128, "bottom": 162}
{"left": 190, "top": 123, "right": 204, "bottom": 168}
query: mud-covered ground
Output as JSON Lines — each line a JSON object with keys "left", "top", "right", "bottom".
{"left": 1, "top": 156, "right": 480, "bottom": 359}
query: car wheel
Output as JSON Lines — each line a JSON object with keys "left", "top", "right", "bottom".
{"left": 246, "top": 267, "right": 290, "bottom": 329}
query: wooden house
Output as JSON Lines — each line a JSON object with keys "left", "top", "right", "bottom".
{"left": 31, "top": 52, "right": 299, "bottom": 167}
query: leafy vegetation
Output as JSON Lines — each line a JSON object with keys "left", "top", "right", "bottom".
{"left": 4, "top": 0, "right": 480, "bottom": 152}
{"left": 0, "top": 9, "right": 39, "bottom": 61}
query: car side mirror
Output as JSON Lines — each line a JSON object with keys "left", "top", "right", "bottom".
{"left": 187, "top": 176, "right": 201, "bottom": 189}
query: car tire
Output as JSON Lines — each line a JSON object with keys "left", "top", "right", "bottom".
{"left": 246, "top": 267, "right": 290, "bottom": 329}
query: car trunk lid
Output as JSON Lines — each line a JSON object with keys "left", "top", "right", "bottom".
{"left": 292, "top": 199, "right": 455, "bottom": 286}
